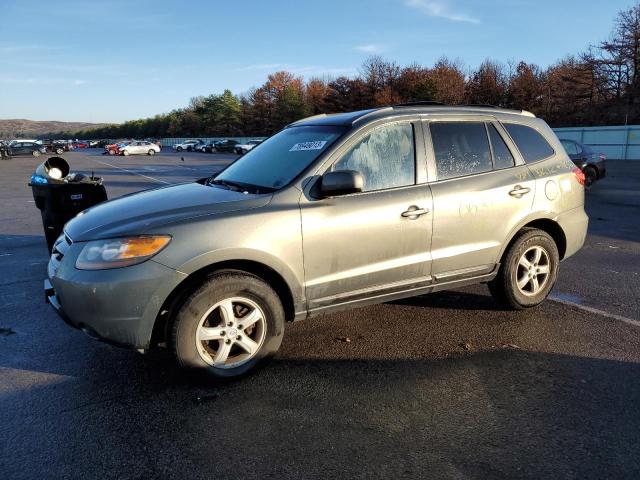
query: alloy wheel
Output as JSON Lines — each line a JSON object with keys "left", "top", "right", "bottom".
{"left": 516, "top": 246, "right": 551, "bottom": 296}
{"left": 195, "top": 296, "right": 267, "bottom": 369}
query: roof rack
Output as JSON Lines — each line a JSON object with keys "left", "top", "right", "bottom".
{"left": 394, "top": 101, "right": 445, "bottom": 107}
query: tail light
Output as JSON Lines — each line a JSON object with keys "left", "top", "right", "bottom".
{"left": 572, "top": 167, "right": 586, "bottom": 186}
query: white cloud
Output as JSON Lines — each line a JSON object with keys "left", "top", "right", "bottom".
{"left": 355, "top": 44, "right": 388, "bottom": 54}
{"left": 405, "top": 0, "right": 480, "bottom": 24}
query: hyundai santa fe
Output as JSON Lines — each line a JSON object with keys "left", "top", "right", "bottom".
{"left": 45, "top": 104, "right": 588, "bottom": 379}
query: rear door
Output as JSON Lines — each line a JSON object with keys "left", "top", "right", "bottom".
{"left": 425, "top": 118, "right": 536, "bottom": 278}
{"left": 300, "top": 120, "right": 433, "bottom": 310}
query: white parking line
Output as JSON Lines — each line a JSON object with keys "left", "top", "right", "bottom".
{"left": 93, "top": 159, "right": 170, "bottom": 184}
{"left": 550, "top": 295, "right": 640, "bottom": 328}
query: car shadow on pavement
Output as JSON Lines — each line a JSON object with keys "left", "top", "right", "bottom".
{"left": 389, "top": 289, "right": 504, "bottom": 311}
{"left": 1, "top": 350, "right": 639, "bottom": 479}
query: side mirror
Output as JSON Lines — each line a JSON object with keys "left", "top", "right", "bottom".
{"left": 319, "top": 170, "right": 364, "bottom": 197}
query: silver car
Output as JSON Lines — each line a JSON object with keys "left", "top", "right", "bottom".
{"left": 45, "top": 104, "right": 588, "bottom": 379}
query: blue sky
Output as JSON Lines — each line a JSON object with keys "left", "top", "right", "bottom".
{"left": 0, "top": 0, "right": 631, "bottom": 123}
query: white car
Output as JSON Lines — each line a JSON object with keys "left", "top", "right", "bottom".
{"left": 234, "top": 139, "right": 263, "bottom": 154}
{"left": 120, "top": 140, "right": 161, "bottom": 156}
{"left": 172, "top": 140, "right": 203, "bottom": 152}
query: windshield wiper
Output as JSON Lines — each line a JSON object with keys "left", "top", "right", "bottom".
{"left": 208, "top": 179, "right": 248, "bottom": 192}
{"left": 208, "top": 178, "right": 275, "bottom": 194}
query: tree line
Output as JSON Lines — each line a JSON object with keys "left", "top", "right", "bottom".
{"left": 73, "top": 3, "right": 640, "bottom": 140}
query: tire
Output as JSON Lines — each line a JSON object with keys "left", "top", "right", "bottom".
{"left": 32, "top": 150, "right": 40, "bottom": 157}
{"left": 177, "top": 146, "right": 183, "bottom": 152}
{"left": 122, "top": 150, "right": 129, "bottom": 156}
{"left": 148, "top": 149, "right": 155, "bottom": 156}
{"left": 171, "top": 272, "right": 285, "bottom": 379}
{"left": 584, "top": 166, "right": 597, "bottom": 190}
{"left": 108, "top": 149, "right": 116, "bottom": 155}
{"left": 56, "top": 148, "right": 63, "bottom": 155}
{"left": 488, "top": 228, "right": 559, "bottom": 310}
{"left": 187, "top": 146, "right": 192, "bottom": 152}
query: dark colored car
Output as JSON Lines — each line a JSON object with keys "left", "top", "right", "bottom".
{"left": 43, "top": 140, "right": 70, "bottom": 155}
{"left": 202, "top": 142, "right": 217, "bottom": 153}
{"left": 559, "top": 139, "right": 606, "bottom": 188}
{"left": 214, "top": 139, "right": 239, "bottom": 152}
{"left": 8, "top": 141, "right": 46, "bottom": 157}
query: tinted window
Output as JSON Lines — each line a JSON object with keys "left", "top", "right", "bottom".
{"left": 333, "top": 123, "right": 415, "bottom": 191}
{"left": 488, "top": 124, "right": 515, "bottom": 169}
{"left": 560, "top": 140, "right": 578, "bottom": 155}
{"left": 430, "top": 122, "right": 492, "bottom": 180}
{"left": 504, "top": 123, "right": 554, "bottom": 163}
{"left": 215, "top": 125, "right": 345, "bottom": 190}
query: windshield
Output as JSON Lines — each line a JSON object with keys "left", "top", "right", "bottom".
{"left": 213, "top": 125, "right": 345, "bottom": 191}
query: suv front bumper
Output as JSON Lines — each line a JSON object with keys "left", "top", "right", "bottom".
{"left": 45, "top": 239, "right": 187, "bottom": 350}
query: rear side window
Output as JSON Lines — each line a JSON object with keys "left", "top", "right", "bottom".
{"left": 487, "top": 124, "right": 515, "bottom": 169}
{"left": 430, "top": 122, "right": 492, "bottom": 180}
{"left": 504, "top": 123, "right": 554, "bottom": 163}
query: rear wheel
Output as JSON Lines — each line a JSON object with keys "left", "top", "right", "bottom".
{"left": 584, "top": 166, "right": 597, "bottom": 190}
{"left": 171, "top": 272, "right": 285, "bottom": 379}
{"left": 176, "top": 146, "right": 183, "bottom": 152}
{"left": 489, "top": 228, "right": 559, "bottom": 310}
{"left": 55, "top": 148, "right": 63, "bottom": 155}
{"left": 32, "top": 150, "right": 40, "bottom": 157}
{"left": 122, "top": 150, "right": 129, "bottom": 156}
{"left": 148, "top": 149, "right": 155, "bottom": 156}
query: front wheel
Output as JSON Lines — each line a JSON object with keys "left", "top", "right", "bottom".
{"left": 56, "top": 148, "right": 64, "bottom": 155}
{"left": 171, "top": 272, "right": 285, "bottom": 379}
{"left": 122, "top": 150, "right": 129, "bottom": 156}
{"left": 176, "top": 146, "right": 183, "bottom": 152}
{"left": 489, "top": 228, "right": 559, "bottom": 310}
{"left": 148, "top": 149, "right": 155, "bottom": 156}
{"left": 32, "top": 150, "right": 41, "bottom": 157}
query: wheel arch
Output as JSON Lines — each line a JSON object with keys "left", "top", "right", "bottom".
{"left": 498, "top": 217, "right": 567, "bottom": 264}
{"left": 150, "top": 259, "right": 299, "bottom": 347}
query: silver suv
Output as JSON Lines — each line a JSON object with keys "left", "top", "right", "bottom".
{"left": 45, "top": 104, "right": 588, "bottom": 379}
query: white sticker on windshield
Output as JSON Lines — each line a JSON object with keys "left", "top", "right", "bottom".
{"left": 289, "top": 141, "right": 327, "bottom": 152}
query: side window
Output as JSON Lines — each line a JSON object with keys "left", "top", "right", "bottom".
{"left": 430, "top": 122, "right": 492, "bottom": 180}
{"left": 333, "top": 123, "right": 415, "bottom": 192}
{"left": 561, "top": 140, "right": 578, "bottom": 155}
{"left": 503, "top": 123, "right": 554, "bottom": 163}
{"left": 487, "top": 124, "right": 515, "bottom": 169}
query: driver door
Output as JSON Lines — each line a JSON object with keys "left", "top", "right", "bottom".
{"left": 300, "top": 121, "right": 433, "bottom": 311}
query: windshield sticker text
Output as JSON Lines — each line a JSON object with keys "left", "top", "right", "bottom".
{"left": 289, "top": 141, "right": 327, "bottom": 152}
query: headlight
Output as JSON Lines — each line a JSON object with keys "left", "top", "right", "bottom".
{"left": 75, "top": 235, "right": 171, "bottom": 270}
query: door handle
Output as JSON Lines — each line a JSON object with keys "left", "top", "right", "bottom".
{"left": 401, "top": 206, "right": 429, "bottom": 218}
{"left": 509, "top": 185, "right": 531, "bottom": 198}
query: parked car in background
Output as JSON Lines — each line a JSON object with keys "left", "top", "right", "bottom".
{"left": 105, "top": 141, "right": 129, "bottom": 155}
{"left": 43, "top": 140, "right": 70, "bottom": 154}
{"left": 202, "top": 142, "right": 218, "bottom": 153}
{"left": 214, "top": 139, "right": 239, "bottom": 152}
{"left": 195, "top": 142, "right": 209, "bottom": 152}
{"left": 45, "top": 104, "right": 588, "bottom": 380}
{"left": 559, "top": 139, "right": 606, "bottom": 188}
{"left": 234, "top": 139, "right": 263, "bottom": 155}
{"left": 75, "top": 141, "right": 89, "bottom": 149}
{"left": 173, "top": 140, "right": 204, "bottom": 152}
{"left": 120, "top": 140, "right": 161, "bottom": 156}
{"left": 8, "top": 141, "right": 46, "bottom": 157}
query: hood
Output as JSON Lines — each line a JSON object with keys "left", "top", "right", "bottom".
{"left": 65, "top": 182, "right": 271, "bottom": 242}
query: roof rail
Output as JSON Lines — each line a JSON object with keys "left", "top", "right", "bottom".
{"left": 394, "top": 101, "right": 445, "bottom": 107}
{"left": 461, "top": 103, "right": 499, "bottom": 108}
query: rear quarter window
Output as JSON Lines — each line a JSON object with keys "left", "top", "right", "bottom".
{"left": 504, "top": 123, "right": 554, "bottom": 163}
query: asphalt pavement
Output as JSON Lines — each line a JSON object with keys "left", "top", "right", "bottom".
{"left": 0, "top": 149, "right": 639, "bottom": 479}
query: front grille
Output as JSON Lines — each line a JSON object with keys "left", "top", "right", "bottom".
{"left": 51, "top": 234, "right": 72, "bottom": 266}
